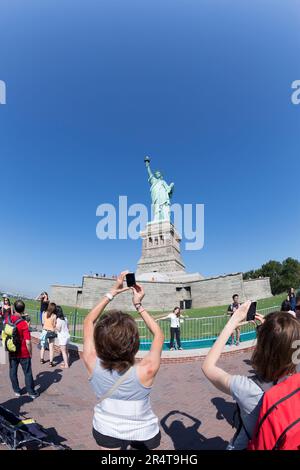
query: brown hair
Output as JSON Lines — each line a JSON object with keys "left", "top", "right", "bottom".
{"left": 252, "top": 311, "right": 300, "bottom": 382}
{"left": 46, "top": 302, "right": 57, "bottom": 319}
{"left": 94, "top": 310, "right": 140, "bottom": 373}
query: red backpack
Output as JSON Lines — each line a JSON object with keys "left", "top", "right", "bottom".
{"left": 248, "top": 373, "right": 300, "bottom": 450}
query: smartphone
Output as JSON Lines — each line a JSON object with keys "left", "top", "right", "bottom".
{"left": 126, "top": 272, "right": 136, "bottom": 287}
{"left": 246, "top": 301, "right": 257, "bottom": 322}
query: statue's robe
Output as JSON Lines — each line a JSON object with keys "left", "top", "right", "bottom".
{"left": 149, "top": 175, "right": 173, "bottom": 220}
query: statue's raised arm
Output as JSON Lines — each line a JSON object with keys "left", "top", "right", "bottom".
{"left": 144, "top": 155, "right": 154, "bottom": 182}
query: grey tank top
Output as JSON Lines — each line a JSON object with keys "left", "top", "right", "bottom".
{"left": 89, "top": 358, "right": 152, "bottom": 401}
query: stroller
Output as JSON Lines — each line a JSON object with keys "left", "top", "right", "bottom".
{"left": 0, "top": 405, "right": 67, "bottom": 450}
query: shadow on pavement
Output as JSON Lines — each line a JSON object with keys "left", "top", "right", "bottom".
{"left": 211, "top": 397, "right": 236, "bottom": 427}
{"left": 35, "top": 369, "right": 63, "bottom": 394}
{"left": 160, "top": 410, "right": 228, "bottom": 450}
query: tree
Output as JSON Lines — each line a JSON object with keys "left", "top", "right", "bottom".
{"left": 243, "top": 258, "right": 300, "bottom": 295}
{"left": 280, "top": 258, "right": 300, "bottom": 293}
{"left": 260, "top": 260, "right": 283, "bottom": 295}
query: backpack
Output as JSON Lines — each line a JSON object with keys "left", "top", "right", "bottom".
{"left": 1, "top": 315, "right": 24, "bottom": 353}
{"left": 248, "top": 373, "right": 300, "bottom": 450}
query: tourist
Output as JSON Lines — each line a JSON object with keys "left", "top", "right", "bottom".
{"left": 40, "top": 302, "right": 57, "bottom": 367}
{"left": 55, "top": 306, "right": 70, "bottom": 368}
{"left": 227, "top": 294, "right": 241, "bottom": 346}
{"left": 1, "top": 296, "right": 13, "bottom": 320}
{"left": 0, "top": 296, "right": 12, "bottom": 332}
{"left": 295, "top": 291, "right": 300, "bottom": 320}
{"left": 158, "top": 307, "right": 184, "bottom": 350}
{"left": 6, "top": 300, "right": 39, "bottom": 399}
{"left": 288, "top": 288, "right": 297, "bottom": 312}
{"left": 37, "top": 292, "right": 49, "bottom": 325}
{"left": 281, "top": 299, "right": 296, "bottom": 317}
{"left": 202, "top": 303, "right": 300, "bottom": 449}
{"left": 83, "top": 271, "right": 164, "bottom": 450}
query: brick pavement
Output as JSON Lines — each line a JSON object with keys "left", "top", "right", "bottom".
{"left": 0, "top": 347, "right": 252, "bottom": 450}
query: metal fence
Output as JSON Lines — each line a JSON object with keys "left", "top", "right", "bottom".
{"left": 27, "top": 305, "right": 279, "bottom": 345}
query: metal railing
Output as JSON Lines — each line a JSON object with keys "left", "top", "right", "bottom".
{"left": 26, "top": 305, "right": 280, "bottom": 346}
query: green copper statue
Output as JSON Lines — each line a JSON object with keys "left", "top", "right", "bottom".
{"left": 144, "top": 156, "right": 174, "bottom": 221}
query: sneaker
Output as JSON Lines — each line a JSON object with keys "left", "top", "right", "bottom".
{"left": 29, "top": 392, "right": 39, "bottom": 400}
{"left": 236, "top": 342, "right": 240, "bottom": 347}
{"left": 14, "top": 392, "right": 21, "bottom": 397}
{"left": 178, "top": 347, "right": 183, "bottom": 350}
{"left": 170, "top": 347, "right": 175, "bottom": 351}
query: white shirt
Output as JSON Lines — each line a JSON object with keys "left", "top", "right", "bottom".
{"left": 56, "top": 317, "right": 70, "bottom": 344}
{"left": 167, "top": 313, "right": 183, "bottom": 328}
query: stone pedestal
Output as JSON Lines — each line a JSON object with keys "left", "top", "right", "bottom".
{"left": 136, "top": 221, "right": 186, "bottom": 275}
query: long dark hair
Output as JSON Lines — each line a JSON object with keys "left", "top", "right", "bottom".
{"left": 3, "top": 297, "right": 11, "bottom": 307}
{"left": 55, "top": 305, "right": 65, "bottom": 320}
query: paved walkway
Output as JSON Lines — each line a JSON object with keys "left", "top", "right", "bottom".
{"left": 0, "top": 347, "right": 252, "bottom": 450}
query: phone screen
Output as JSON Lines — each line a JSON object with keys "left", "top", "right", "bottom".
{"left": 246, "top": 301, "right": 257, "bottom": 322}
{"left": 126, "top": 273, "right": 136, "bottom": 287}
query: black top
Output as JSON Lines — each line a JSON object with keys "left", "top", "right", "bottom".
{"left": 40, "top": 301, "right": 49, "bottom": 313}
{"left": 227, "top": 302, "right": 241, "bottom": 316}
{"left": 1, "top": 306, "right": 12, "bottom": 318}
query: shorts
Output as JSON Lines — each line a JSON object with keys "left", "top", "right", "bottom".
{"left": 92, "top": 428, "right": 161, "bottom": 450}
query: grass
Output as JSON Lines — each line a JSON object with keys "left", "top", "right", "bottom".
{"left": 16, "top": 292, "right": 285, "bottom": 319}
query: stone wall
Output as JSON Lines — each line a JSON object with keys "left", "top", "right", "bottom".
{"left": 51, "top": 274, "right": 272, "bottom": 311}
{"left": 190, "top": 273, "right": 245, "bottom": 308}
{"left": 243, "top": 278, "right": 272, "bottom": 301}
{"left": 51, "top": 285, "right": 82, "bottom": 307}
{"left": 81, "top": 276, "right": 179, "bottom": 312}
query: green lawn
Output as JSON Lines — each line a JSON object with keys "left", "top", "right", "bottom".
{"left": 15, "top": 292, "right": 285, "bottom": 320}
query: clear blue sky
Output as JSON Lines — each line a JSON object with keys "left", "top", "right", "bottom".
{"left": 0, "top": 0, "right": 299, "bottom": 296}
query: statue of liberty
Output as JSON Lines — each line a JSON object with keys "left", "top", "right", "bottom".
{"left": 144, "top": 156, "right": 174, "bottom": 222}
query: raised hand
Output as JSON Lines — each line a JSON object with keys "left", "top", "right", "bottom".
{"left": 110, "top": 271, "right": 130, "bottom": 297}
{"left": 131, "top": 283, "right": 145, "bottom": 306}
{"left": 230, "top": 301, "right": 251, "bottom": 326}
{"left": 254, "top": 312, "right": 265, "bottom": 325}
